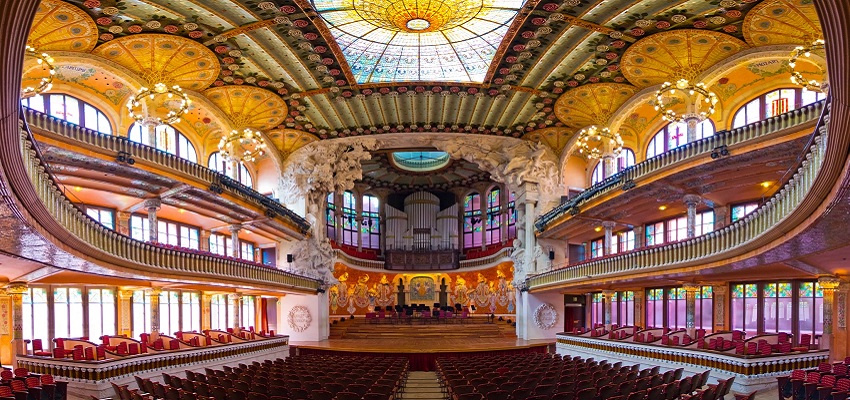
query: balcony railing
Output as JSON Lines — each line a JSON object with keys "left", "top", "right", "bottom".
{"left": 16, "top": 116, "right": 320, "bottom": 292}
{"left": 528, "top": 101, "right": 830, "bottom": 290}
{"left": 536, "top": 100, "right": 825, "bottom": 232}
{"left": 23, "top": 108, "right": 309, "bottom": 234}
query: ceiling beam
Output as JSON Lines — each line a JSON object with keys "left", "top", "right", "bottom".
{"left": 781, "top": 260, "right": 829, "bottom": 276}
{"left": 11, "top": 265, "right": 62, "bottom": 283}
{"left": 124, "top": 184, "right": 193, "bottom": 213}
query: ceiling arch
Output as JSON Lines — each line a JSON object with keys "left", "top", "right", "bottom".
{"left": 28, "top": 0, "right": 99, "bottom": 53}
{"left": 92, "top": 34, "right": 220, "bottom": 90}
{"left": 554, "top": 83, "right": 639, "bottom": 129}
{"left": 743, "top": 0, "right": 822, "bottom": 46}
{"left": 204, "top": 86, "right": 288, "bottom": 132}
{"left": 620, "top": 30, "right": 749, "bottom": 88}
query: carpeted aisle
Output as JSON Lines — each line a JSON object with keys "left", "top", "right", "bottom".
{"left": 399, "top": 371, "right": 446, "bottom": 400}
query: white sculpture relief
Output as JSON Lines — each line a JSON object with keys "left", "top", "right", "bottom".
{"left": 289, "top": 235, "right": 338, "bottom": 284}
{"left": 281, "top": 138, "right": 380, "bottom": 235}
{"left": 287, "top": 305, "right": 312, "bottom": 333}
{"left": 534, "top": 303, "right": 558, "bottom": 330}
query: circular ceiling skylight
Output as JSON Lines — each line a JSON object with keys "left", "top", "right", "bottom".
{"left": 391, "top": 151, "right": 451, "bottom": 172}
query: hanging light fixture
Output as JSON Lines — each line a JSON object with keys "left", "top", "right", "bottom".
{"left": 789, "top": 39, "right": 826, "bottom": 92}
{"left": 218, "top": 127, "right": 267, "bottom": 163}
{"left": 654, "top": 79, "right": 718, "bottom": 123}
{"left": 126, "top": 82, "right": 191, "bottom": 125}
{"left": 575, "top": 126, "right": 624, "bottom": 160}
{"left": 21, "top": 45, "right": 56, "bottom": 98}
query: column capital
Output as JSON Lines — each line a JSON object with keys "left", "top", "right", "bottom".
{"left": 601, "top": 221, "right": 616, "bottom": 230}
{"left": 144, "top": 198, "right": 162, "bottom": 210}
{"left": 229, "top": 224, "right": 243, "bottom": 233}
{"left": 683, "top": 194, "right": 702, "bottom": 207}
{"left": 117, "top": 289, "right": 135, "bottom": 300}
{"left": 818, "top": 275, "right": 842, "bottom": 290}
{"left": 228, "top": 293, "right": 242, "bottom": 301}
{"left": 150, "top": 287, "right": 163, "bottom": 296}
{"left": 682, "top": 283, "right": 701, "bottom": 293}
{"left": 710, "top": 284, "right": 729, "bottom": 295}
{"left": 4, "top": 282, "right": 28, "bottom": 295}
{"left": 601, "top": 290, "right": 616, "bottom": 298}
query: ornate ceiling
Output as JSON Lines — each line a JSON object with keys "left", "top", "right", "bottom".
{"left": 361, "top": 151, "right": 492, "bottom": 191}
{"left": 26, "top": 0, "right": 823, "bottom": 158}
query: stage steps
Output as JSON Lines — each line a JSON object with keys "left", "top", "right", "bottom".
{"left": 399, "top": 371, "right": 445, "bottom": 400}
{"left": 329, "top": 317, "right": 516, "bottom": 339}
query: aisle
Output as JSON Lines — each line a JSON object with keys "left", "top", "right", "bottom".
{"left": 398, "top": 371, "right": 446, "bottom": 400}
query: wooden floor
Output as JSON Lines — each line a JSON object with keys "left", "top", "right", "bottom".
{"left": 293, "top": 317, "right": 553, "bottom": 354}
{"left": 291, "top": 337, "right": 553, "bottom": 353}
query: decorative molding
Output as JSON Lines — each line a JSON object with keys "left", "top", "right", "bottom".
{"left": 288, "top": 305, "right": 312, "bottom": 333}
{"left": 534, "top": 303, "right": 558, "bottom": 330}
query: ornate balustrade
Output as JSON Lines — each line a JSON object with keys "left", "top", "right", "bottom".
{"left": 537, "top": 100, "right": 825, "bottom": 231}
{"left": 557, "top": 333, "right": 826, "bottom": 393}
{"left": 23, "top": 108, "right": 309, "bottom": 234}
{"left": 528, "top": 102, "right": 830, "bottom": 290}
{"left": 17, "top": 336, "right": 288, "bottom": 399}
{"left": 16, "top": 118, "right": 320, "bottom": 292}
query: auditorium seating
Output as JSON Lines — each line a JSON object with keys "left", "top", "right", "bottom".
{"left": 128, "top": 354, "right": 408, "bottom": 400}
{"left": 436, "top": 353, "right": 724, "bottom": 400}
{"left": 777, "top": 361, "right": 850, "bottom": 400}
{"left": 0, "top": 367, "right": 66, "bottom": 400}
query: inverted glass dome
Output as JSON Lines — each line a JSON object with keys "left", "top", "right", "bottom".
{"left": 391, "top": 151, "right": 451, "bottom": 172}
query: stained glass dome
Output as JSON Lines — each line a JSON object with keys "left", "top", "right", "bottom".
{"left": 391, "top": 151, "right": 452, "bottom": 171}
{"left": 312, "top": 0, "right": 524, "bottom": 83}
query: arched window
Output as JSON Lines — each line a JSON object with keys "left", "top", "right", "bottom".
{"left": 646, "top": 120, "right": 715, "bottom": 158}
{"left": 507, "top": 192, "right": 517, "bottom": 240}
{"left": 21, "top": 93, "right": 112, "bottom": 135}
{"left": 326, "top": 193, "right": 336, "bottom": 241}
{"left": 732, "top": 88, "right": 826, "bottom": 129}
{"left": 486, "top": 188, "right": 501, "bottom": 245}
{"left": 362, "top": 194, "right": 380, "bottom": 249}
{"left": 341, "top": 191, "right": 357, "bottom": 246}
{"left": 590, "top": 149, "right": 636, "bottom": 185}
{"left": 128, "top": 123, "right": 198, "bottom": 163}
{"left": 463, "top": 192, "right": 482, "bottom": 249}
{"left": 208, "top": 152, "right": 253, "bottom": 188}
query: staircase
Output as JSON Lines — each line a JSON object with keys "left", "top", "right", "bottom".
{"left": 329, "top": 317, "right": 516, "bottom": 339}
{"left": 399, "top": 371, "right": 445, "bottom": 400}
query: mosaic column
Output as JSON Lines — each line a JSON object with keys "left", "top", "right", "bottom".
{"left": 149, "top": 288, "right": 162, "bottom": 334}
{"left": 229, "top": 294, "right": 242, "bottom": 329}
{"left": 712, "top": 284, "right": 728, "bottom": 331}
{"left": 633, "top": 225, "right": 645, "bottom": 249}
{"left": 6, "top": 282, "right": 28, "bottom": 365}
{"left": 713, "top": 205, "right": 729, "bottom": 230}
{"left": 199, "top": 230, "right": 211, "bottom": 252}
{"left": 633, "top": 290, "right": 644, "bottom": 329}
{"left": 685, "top": 117, "right": 700, "bottom": 143}
{"left": 602, "top": 290, "right": 615, "bottom": 330}
{"left": 200, "top": 292, "right": 212, "bottom": 331}
{"left": 603, "top": 154, "right": 616, "bottom": 180}
{"left": 145, "top": 198, "right": 161, "bottom": 242}
{"left": 229, "top": 224, "right": 242, "bottom": 259}
{"left": 683, "top": 194, "right": 701, "bottom": 238}
{"left": 116, "top": 289, "right": 134, "bottom": 337}
{"left": 819, "top": 276, "right": 842, "bottom": 351}
{"left": 602, "top": 221, "right": 615, "bottom": 256}
{"left": 115, "top": 211, "right": 131, "bottom": 236}
{"left": 683, "top": 283, "right": 700, "bottom": 337}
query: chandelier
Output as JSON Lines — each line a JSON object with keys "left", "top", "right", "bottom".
{"left": 126, "top": 82, "right": 191, "bottom": 125}
{"left": 576, "top": 126, "right": 624, "bottom": 160}
{"left": 218, "top": 128, "right": 267, "bottom": 163}
{"left": 654, "top": 79, "right": 718, "bottom": 123}
{"left": 789, "top": 39, "right": 826, "bottom": 92}
{"left": 21, "top": 45, "right": 56, "bottom": 98}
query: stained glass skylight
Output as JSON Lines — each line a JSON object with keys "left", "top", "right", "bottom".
{"left": 392, "top": 151, "right": 451, "bottom": 171}
{"left": 312, "top": 0, "right": 525, "bottom": 83}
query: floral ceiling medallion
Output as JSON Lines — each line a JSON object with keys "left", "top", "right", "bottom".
{"left": 312, "top": 0, "right": 524, "bottom": 83}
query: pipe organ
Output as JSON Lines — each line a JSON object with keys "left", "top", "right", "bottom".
{"left": 385, "top": 191, "right": 458, "bottom": 250}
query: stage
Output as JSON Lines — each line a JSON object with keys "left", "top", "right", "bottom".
{"left": 290, "top": 338, "right": 554, "bottom": 371}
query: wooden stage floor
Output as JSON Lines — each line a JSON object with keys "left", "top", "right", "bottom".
{"left": 290, "top": 338, "right": 554, "bottom": 354}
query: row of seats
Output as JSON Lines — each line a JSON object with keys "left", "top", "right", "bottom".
{"left": 436, "top": 353, "right": 735, "bottom": 400}
{"left": 113, "top": 355, "right": 408, "bottom": 400}
{"left": 0, "top": 367, "right": 66, "bottom": 400}
{"left": 778, "top": 362, "right": 850, "bottom": 400}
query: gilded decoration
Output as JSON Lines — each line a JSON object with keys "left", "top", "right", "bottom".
{"left": 92, "top": 34, "right": 220, "bottom": 90}
{"left": 554, "top": 83, "right": 639, "bottom": 129}
{"left": 204, "top": 86, "right": 288, "bottom": 132}
{"left": 28, "top": 0, "right": 99, "bottom": 52}
{"left": 524, "top": 127, "right": 572, "bottom": 157}
{"left": 329, "top": 262, "right": 515, "bottom": 315}
{"left": 268, "top": 129, "right": 320, "bottom": 158}
{"left": 620, "top": 30, "right": 749, "bottom": 88}
{"left": 742, "top": 0, "right": 822, "bottom": 46}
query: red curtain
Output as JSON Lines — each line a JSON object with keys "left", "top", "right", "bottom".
{"left": 294, "top": 345, "right": 548, "bottom": 371}
{"left": 260, "top": 298, "right": 269, "bottom": 333}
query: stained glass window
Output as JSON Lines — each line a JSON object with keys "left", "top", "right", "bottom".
{"left": 463, "top": 193, "right": 482, "bottom": 248}
{"left": 132, "top": 290, "right": 151, "bottom": 338}
{"left": 590, "top": 293, "right": 604, "bottom": 328}
{"left": 208, "top": 152, "right": 253, "bottom": 188}
{"left": 342, "top": 191, "right": 358, "bottom": 246}
{"left": 732, "top": 88, "right": 826, "bottom": 129}
{"left": 647, "top": 120, "right": 715, "bottom": 158}
{"left": 590, "top": 149, "right": 636, "bottom": 185}
{"left": 392, "top": 151, "right": 450, "bottom": 171}
{"left": 732, "top": 283, "right": 761, "bottom": 335}
{"left": 731, "top": 202, "right": 759, "bottom": 222}
{"left": 799, "top": 282, "right": 824, "bottom": 340}
{"left": 486, "top": 188, "right": 501, "bottom": 245}
{"left": 590, "top": 238, "right": 603, "bottom": 259}
{"left": 362, "top": 194, "right": 380, "bottom": 249}
{"left": 129, "top": 123, "right": 198, "bottom": 163}
{"left": 646, "top": 288, "right": 664, "bottom": 328}
{"left": 54, "top": 287, "right": 84, "bottom": 339}
{"left": 182, "top": 292, "right": 201, "bottom": 332}
{"left": 88, "top": 288, "right": 115, "bottom": 340}
{"left": 506, "top": 192, "right": 516, "bottom": 240}
{"left": 312, "top": 0, "right": 524, "bottom": 83}
{"left": 327, "top": 193, "right": 337, "bottom": 241}
{"left": 22, "top": 93, "right": 112, "bottom": 135}
{"left": 610, "top": 291, "right": 634, "bottom": 327}
{"left": 22, "top": 288, "right": 49, "bottom": 346}
{"left": 211, "top": 294, "right": 228, "bottom": 331}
